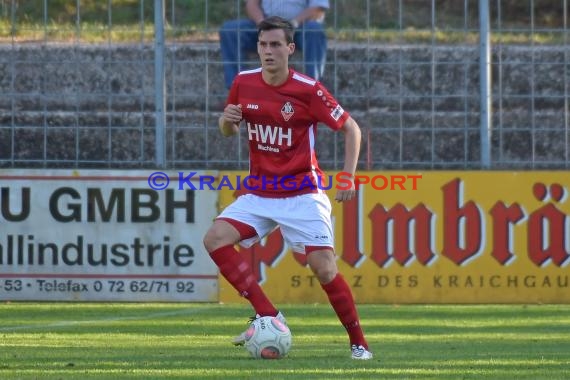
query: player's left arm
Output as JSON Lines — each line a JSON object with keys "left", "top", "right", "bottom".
{"left": 335, "top": 116, "right": 361, "bottom": 202}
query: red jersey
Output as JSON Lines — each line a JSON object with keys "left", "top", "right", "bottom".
{"left": 227, "top": 68, "right": 349, "bottom": 197}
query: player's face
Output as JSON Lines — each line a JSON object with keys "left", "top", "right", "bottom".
{"left": 257, "top": 29, "right": 294, "bottom": 74}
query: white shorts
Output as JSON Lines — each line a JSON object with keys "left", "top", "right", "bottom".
{"left": 217, "top": 193, "right": 334, "bottom": 254}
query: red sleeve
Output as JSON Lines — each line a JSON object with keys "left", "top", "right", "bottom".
{"left": 226, "top": 76, "right": 239, "bottom": 106}
{"left": 309, "top": 81, "right": 350, "bottom": 131}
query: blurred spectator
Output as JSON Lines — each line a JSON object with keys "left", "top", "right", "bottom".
{"left": 219, "top": 0, "right": 329, "bottom": 89}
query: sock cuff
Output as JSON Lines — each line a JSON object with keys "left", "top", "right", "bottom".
{"left": 209, "top": 244, "right": 241, "bottom": 267}
{"left": 210, "top": 244, "right": 235, "bottom": 257}
{"left": 321, "top": 272, "right": 343, "bottom": 291}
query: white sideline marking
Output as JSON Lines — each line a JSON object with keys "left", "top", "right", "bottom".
{"left": 0, "top": 307, "right": 200, "bottom": 332}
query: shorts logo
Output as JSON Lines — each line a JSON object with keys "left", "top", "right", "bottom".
{"left": 281, "top": 102, "right": 294, "bottom": 121}
{"left": 330, "top": 104, "right": 344, "bottom": 121}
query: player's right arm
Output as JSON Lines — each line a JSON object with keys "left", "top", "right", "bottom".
{"left": 218, "top": 104, "right": 242, "bottom": 137}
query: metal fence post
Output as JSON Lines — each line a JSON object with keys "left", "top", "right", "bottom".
{"left": 154, "top": 0, "right": 166, "bottom": 167}
{"left": 479, "top": 0, "right": 492, "bottom": 167}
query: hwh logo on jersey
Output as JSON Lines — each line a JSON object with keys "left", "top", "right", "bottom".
{"left": 247, "top": 123, "right": 292, "bottom": 147}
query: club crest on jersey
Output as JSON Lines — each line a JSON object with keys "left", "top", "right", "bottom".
{"left": 281, "top": 102, "right": 294, "bottom": 121}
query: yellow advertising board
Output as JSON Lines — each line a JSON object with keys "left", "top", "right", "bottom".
{"left": 217, "top": 171, "right": 570, "bottom": 304}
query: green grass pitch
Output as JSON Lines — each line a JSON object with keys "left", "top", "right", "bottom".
{"left": 0, "top": 303, "right": 569, "bottom": 379}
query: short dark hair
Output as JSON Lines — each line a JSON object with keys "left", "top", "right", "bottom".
{"left": 258, "top": 16, "right": 294, "bottom": 44}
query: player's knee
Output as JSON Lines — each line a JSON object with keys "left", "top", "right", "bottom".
{"left": 203, "top": 222, "right": 240, "bottom": 253}
{"left": 317, "top": 268, "right": 337, "bottom": 284}
{"left": 203, "top": 227, "right": 226, "bottom": 253}
{"left": 202, "top": 230, "right": 215, "bottom": 253}
{"left": 307, "top": 249, "right": 338, "bottom": 283}
{"left": 309, "top": 264, "right": 337, "bottom": 284}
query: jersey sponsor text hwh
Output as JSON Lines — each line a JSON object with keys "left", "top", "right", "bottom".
{"left": 247, "top": 122, "right": 292, "bottom": 147}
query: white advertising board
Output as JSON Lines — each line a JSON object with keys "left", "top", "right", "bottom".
{"left": 0, "top": 169, "right": 219, "bottom": 302}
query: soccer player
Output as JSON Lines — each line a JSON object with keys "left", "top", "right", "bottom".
{"left": 203, "top": 16, "right": 373, "bottom": 360}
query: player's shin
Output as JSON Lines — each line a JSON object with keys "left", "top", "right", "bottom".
{"left": 320, "top": 273, "right": 369, "bottom": 349}
{"left": 209, "top": 245, "right": 277, "bottom": 317}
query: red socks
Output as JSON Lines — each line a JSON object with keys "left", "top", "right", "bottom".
{"left": 321, "top": 273, "right": 369, "bottom": 349}
{"left": 210, "top": 246, "right": 367, "bottom": 348}
{"left": 209, "top": 245, "right": 278, "bottom": 317}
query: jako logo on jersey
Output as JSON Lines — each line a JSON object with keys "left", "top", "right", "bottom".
{"left": 281, "top": 102, "right": 294, "bottom": 121}
{"left": 247, "top": 123, "right": 292, "bottom": 146}
{"left": 330, "top": 105, "right": 344, "bottom": 121}
{"left": 247, "top": 103, "right": 259, "bottom": 109}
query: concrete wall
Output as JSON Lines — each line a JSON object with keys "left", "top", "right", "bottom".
{"left": 0, "top": 42, "right": 567, "bottom": 168}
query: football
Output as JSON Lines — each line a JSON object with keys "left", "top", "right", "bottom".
{"left": 244, "top": 316, "right": 292, "bottom": 359}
